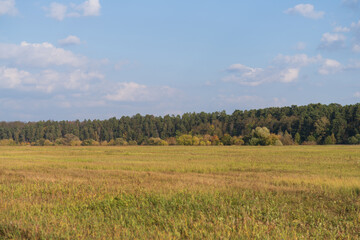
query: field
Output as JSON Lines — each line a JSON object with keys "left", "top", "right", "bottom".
{"left": 0, "top": 146, "right": 360, "bottom": 239}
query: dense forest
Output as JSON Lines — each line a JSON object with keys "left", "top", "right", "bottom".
{"left": 0, "top": 103, "right": 360, "bottom": 146}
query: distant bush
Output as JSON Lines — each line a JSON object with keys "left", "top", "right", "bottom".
{"left": 128, "top": 140, "right": 138, "bottom": 146}
{"left": 177, "top": 135, "right": 193, "bottom": 145}
{"left": 165, "top": 137, "right": 177, "bottom": 145}
{"left": 231, "top": 136, "right": 244, "bottom": 146}
{"left": 148, "top": 137, "right": 168, "bottom": 146}
{"left": 70, "top": 140, "right": 82, "bottom": 146}
{"left": 82, "top": 139, "right": 100, "bottom": 146}
{"left": 221, "top": 134, "right": 232, "bottom": 145}
{"left": 324, "top": 134, "right": 336, "bottom": 145}
{"left": 302, "top": 141, "right": 317, "bottom": 145}
{"left": 43, "top": 139, "right": 53, "bottom": 146}
{"left": 280, "top": 131, "right": 294, "bottom": 145}
{"left": 0, "top": 139, "right": 16, "bottom": 146}
{"left": 348, "top": 136, "right": 359, "bottom": 145}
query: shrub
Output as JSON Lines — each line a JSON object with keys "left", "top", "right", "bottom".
{"left": 82, "top": 139, "right": 100, "bottom": 146}
{"left": 0, "top": 139, "right": 16, "bottom": 146}
{"left": 280, "top": 131, "right": 294, "bottom": 145}
{"left": 43, "top": 139, "right": 53, "bottom": 146}
{"left": 165, "top": 137, "right": 177, "bottom": 145}
{"left": 177, "top": 135, "right": 193, "bottom": 145}
{"left": 148, "top": 137, "right": 168, "bottom": 146}
{"left": 231, "top": 136, "right": 244, "bottom": 145}
{"left": 211, "top": 135, "right": 221, "bottom": 145}
{"left": 274, "top": 139, "right": 283, "bottom": 146}
{"left": 348, "top": 136, "right": 359, "bottom": 145}
{"left": 70, "top": 140, "right": 82, "bottom": 146}
{"left": 221, "top": 134, "right": 232, "bottom": 145}
{"left": 324, "top": 134, "right": 336, "bottom": 145}
{"left": 192, "top": 136, "right": 200, "bottom": 146}
{"left": 55, "top": 138, "right": 65, "bottom": 146}
{"left": 128, "top": 140, "right": 138, "bottom": 146}
{"left": 302, "top": 140, "right": 317, "bottom": 145}
{"left": 114, "top": 138, "right": 128, "bottom": 146}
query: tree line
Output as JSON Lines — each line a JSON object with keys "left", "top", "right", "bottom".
{"left": 0, "top": 103, "right": 360, "bottom": 146}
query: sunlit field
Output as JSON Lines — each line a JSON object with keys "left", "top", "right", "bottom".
{"left": 1, "top": 146, "right": 359, "bottom": 239}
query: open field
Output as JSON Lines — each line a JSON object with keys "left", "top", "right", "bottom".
{"left": 0, "top": 146, "right": 360, "bottom": 239}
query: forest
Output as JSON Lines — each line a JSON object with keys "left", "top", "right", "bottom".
{"left": 0, "top": 103, "right": 360, "bottom": 146}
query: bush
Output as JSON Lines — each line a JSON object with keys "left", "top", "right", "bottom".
{"left": 43, "top": 139, "right": 53, "bottom": 146}
{"left": 114, "top": 138, "right": 128, "bottom": 146}
{"left": 221, "top": 134, "right": 232, "bottom": 145}
{"left": 128, "top": 140, "right": 138, "bottom": 146}
{"left": 82, "top": 139, "right": 100, "bottom": 146}
{"left": 294, "top": 132, "right": 301, "bottom": 144}
{"left": 211, "top": 135, "right": 221, "bottom": 145}
{"left": 148, "top": 137, "right": 168, "bottom": 146}
{"left": 64, "top": 134, "right": 81, "bottom": 146}
{"left": 55, "top": 138, "right": 65, "bottom": 146}
{"left": 348, "top": 136, "right": 359, "bottom": 145}
{"left": 324, "top": 134, "right": 336, "bottom": 145}
{"left": 0, "top": 139, "right": 16, "bottom": 146}
{"left": 231, "top": 136, "right": 244, "bottom": 146}
{"left": 70, "top": 140, "right": 82, "bottom": 146}
{"left": 274, "top": 139, "right": 283, "bottom": 146}
{"left": 280, "top": 131, "right": 294, "bottom": 145}
{"left": 177, "top": 135, "right": 193, "bottom": 145}
{"left": 165, "top": 137, "right": 177, "bottom": 145}
{"left": 192, "top": 136, "right": 200, "bottom": 146}
{"left": 250, "top": 127, "right": 270, "bottom": 145}
{"left": 302, "top": 141, "right": 317, "bottom": 145}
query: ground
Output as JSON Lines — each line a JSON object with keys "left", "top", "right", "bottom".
{"left": 0, "top": 146, "right": 359, "bottom": 239}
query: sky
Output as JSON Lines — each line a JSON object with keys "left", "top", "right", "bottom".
{"left": 0, "top": 0, "right": 360, "bottom": 121}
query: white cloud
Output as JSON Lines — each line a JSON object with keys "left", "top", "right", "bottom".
{"left": 351, "top": 20, "right": 360, "bottom": 29}
{"left": 0, "top": 66, "right": 32, "bottom": 89}
{"left": 351, "top": 20, "right": 360, "bottom": 43}
{"left": 318, "top": 59, "right": 342, "bottom": 75}
{"left": 223, "top": 54, "right": 344, "bottom": 86}
{"left": 223, "top": 64, "right": 265, "bottom": 86}
{"left": 285, "top": 4, "right": 324, "bottom": 19}
{"left": 76, "top": 0, "right": 101, "bottom": 16}
{"left": 105, "top": 82, "right": 177, "bottom": 102}
{"left": 105, "top": 82, "right": 153, "bottom": 102}
{"left": 319, "top": 32, "right": 346, "bottom": 50}
{"left": 280, "top": 68, "right": 299, "bottom": 83}
{"left": 223, "top": 65, "right": 300, "bottom": 86}
{"left": 295, "top": 42, "right": 306, "bottom": 50}
{"left": 58, "top": 35, "right": 81, "bottom": 46}
{"left": 45, "top": 0, "right": 101, "bottom": 20}
{"left": 223, "top": 55, "right": 317, "bottom": 86}
{"left": 0, "top": 66, "right": 104, "bottom": 93}
{"left": 334, "top": 26, "right": 350, "bottom": 33}
{"left": 353, "top": 44, "right": 360, "bottom": 52}
{"left": 65, "top": 69, "right": 103, "bottom": 91}
{"left": 274, "top": 54, "right": 321, "bottom": 66}
{"left": 0, "top": 0, "right": 17, "bottom": 16}
{"left": 0, "top": 41, "right": 87, "bottom": 67}
{"left": 45, "top": 2, "right": 67, "bottom": 21}
{"left": 354, "top": 92, "right": 360, "bottom": 98}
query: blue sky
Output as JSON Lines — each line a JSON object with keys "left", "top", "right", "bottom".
{"left": 0, "top": 0, "right": 360, "bottom": 121}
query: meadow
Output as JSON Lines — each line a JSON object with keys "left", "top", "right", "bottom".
{"left": 0, "top": 145, "right": 359, "bottom": 239}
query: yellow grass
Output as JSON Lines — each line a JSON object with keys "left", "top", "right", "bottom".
{"left": 0, "top": 146, "right": 359, "bottom": 239}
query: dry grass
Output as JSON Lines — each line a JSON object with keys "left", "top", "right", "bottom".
{"left": 0, "top": 146, "right": 360, "bottom": 239}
